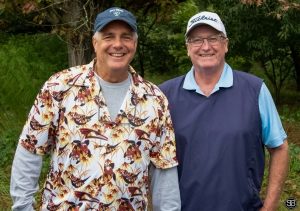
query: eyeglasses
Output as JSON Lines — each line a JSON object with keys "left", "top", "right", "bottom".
{"left": 187, "top": 34, "right": 226, "bottom": 47}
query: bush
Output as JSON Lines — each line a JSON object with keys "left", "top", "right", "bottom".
{"left": 0, "top": 33, "right": 68, "bottom": 167}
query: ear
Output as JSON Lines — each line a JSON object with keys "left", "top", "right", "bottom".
{"left": 224, "top": 39, "right": 229, "bottom": 53}
{"left": 134, "top": 39, "right": 138, "bottom": 49}
{"left": 92, "top": 36, "right": 97, "bottom": 52}
{"left": 186, "top": 44, "right": 190, "bottom": 56}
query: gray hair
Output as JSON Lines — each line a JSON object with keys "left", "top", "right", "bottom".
{"left": 93, "top": 31, "right": 138, "bottom": 40}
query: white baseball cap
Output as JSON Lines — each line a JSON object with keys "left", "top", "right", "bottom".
{"left": 185, "top": 11, "right": 227, "bottom": 37}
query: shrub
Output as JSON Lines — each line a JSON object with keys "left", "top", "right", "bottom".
{"left": 0, "top": 33, "right": 68, "bottom": 167}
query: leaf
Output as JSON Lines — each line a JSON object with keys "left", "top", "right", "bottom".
{"left": 22, "top": 1, "right": 37, "bottom": 14}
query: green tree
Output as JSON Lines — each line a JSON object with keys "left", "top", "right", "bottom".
{"left": 195, "top": 0, "right": 300, "bottom": 102}
{"left": 133, "top": 0, "right": 205, "bottom": 81}
{"left": 0, "top": 0, "right": 185, "bottom": 75}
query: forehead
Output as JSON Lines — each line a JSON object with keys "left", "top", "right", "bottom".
{"left": 188, "top": 24, "right": 220, "bottom": 37}
{"left": 101, "top": 21, "right": 134, "bottom": 34}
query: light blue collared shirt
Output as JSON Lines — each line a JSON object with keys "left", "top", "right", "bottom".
{"left": 183, "top": 63, "right": 287, "bottom": 148}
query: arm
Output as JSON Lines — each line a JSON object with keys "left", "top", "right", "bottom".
{"left": 260, "top": 140, "right": 289, "bottom": 211}
{"left": 150, "top": 165, "right": 181, "bottom": 211}
{"left": 258, "top": 83, "right": 289, "bottom": 210}
{"left": 10, "top": 144, "right": 43, "bottom": 211}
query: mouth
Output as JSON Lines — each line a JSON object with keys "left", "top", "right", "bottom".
{"left": 110, "top": 53, "right": 126, "bottom": 57}
{"left": 200, "top": 54, "right": 214, "bottom": 57}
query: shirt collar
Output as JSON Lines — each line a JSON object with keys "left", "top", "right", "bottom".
{"left": 72, "top": 59, "right": 139, "bottom": 87}
{"left": 183, "top": 63, "right": 233, "bottom": 95}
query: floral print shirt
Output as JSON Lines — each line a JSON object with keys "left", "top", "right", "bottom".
{"left": 19, "top": 60, "right": 178, "bottom": 210}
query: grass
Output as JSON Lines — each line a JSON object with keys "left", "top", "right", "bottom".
{"left": 0, "top": 167, "right": 11, "bottom": 209}
{"left": 261, "top": 143, "right": 300, "bottom": 210}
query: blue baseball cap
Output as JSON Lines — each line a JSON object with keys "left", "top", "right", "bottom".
{"left": 93, "top": 7, "right": 137, "bottom": 33}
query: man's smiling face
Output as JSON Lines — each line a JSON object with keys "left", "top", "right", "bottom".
{"left": 93, "top": 20, "right": 137, "bottom": 74}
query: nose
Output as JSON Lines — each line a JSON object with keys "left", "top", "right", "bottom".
{"left": 201, "top": 39, "right": 210, "bottom": 49}
{"left": 113, "top": 37, "right": 123, "bottom": 48}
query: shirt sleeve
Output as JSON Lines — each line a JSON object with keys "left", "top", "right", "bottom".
{"left": 150, "top": 165, "right": 181, "bottom": 211}
{"left": 19, "top": 76, "right": 60, "bottom": 155}
{"left": 150, "top": 94, "right": 178, "bottom": 169}
{"left": 10, "top": 144, "right": 43, "bottom": 211}
{"left": 259, "top": 83, "right": 287, "bottom": 148}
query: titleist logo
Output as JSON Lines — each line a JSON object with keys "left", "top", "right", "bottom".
{"left": 189, "top": 15, "right": 218, "bottom": 27}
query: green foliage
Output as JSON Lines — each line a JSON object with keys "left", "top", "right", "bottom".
{"left": 0, "top": 126, "right": 20, "bottom": 167}
{"left": 280, "top": 104, "right": 300, "bottom": 122}
{"left": 282, "top": 143, "right": 300, "bottom": 208}
{"left": 0, "top": 33, "right": 68, "bottom": 167}
{"left": 226, "top": 56, "right": 252, "bottom": 72}
{"left": 261, "top": 143, "right": 300, "bottom": 210}
{"left": 289, "top": 143, "right": 300, "bottom": 174}
{"left": 0, "top": 33, "right": 67, "bottom": 118}
{"left": 166, "top": 0, "right": 199, "bottom": 75}
{"left": 0, "top": 33, "right": 67, "bottom": 209}
{"left": 137, "top": 0, "right": 198, "bottom": 80}
{"left": 0, "top": 167, "right": 11, "bottom": 208}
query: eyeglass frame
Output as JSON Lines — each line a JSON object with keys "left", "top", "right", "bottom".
{"left": 186, "top": 34, "right": 227, "bottom": 47}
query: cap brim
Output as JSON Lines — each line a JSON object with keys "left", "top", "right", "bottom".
{"left": 185, "top": 22, "right": 221, "bottom": 37}
{"left": 95, "top": 18, "right": 137, "bottom": 33}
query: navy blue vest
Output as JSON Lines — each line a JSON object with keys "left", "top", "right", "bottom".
{"left": 160, "top": 70, "right": 264, "bottom": 211}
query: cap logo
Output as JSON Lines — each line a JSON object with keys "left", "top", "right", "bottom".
{"left": 109, "top": 8, "right": 123, "bottom": 16}
{"left": 189, "top": 15, "right": 218, "bottom": 27}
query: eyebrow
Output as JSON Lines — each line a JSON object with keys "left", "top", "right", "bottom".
{"left": 190, "top": 33, "right": 221, "bottom": 38}
{"left": 101, "top": 31, "right": 134, "bottom": 36}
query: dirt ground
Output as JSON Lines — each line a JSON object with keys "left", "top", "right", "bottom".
{"left": 283, "top": 121, "right": 300, "bottom": 146}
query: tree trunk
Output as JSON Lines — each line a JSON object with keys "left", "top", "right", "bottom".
{"left": 63, "top": 0, "right": 95, "bottom": 67}
{"left": 137, "top": 45, "right": 145, "bottom": 77}
{"left": 290, "top": 45, "right": 300, "bottom": 91}
{"left": 274, "top": 83, "right": 281, "bottom": 105}
{"left": 67, "top": 32, "right": 94, "bottom": 67}
{"left": 261, "top": 60, "right": 281, "bottom": 104}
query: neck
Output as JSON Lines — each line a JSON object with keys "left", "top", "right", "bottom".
{"left": 194, "top": 66, "right": 224, "bottom": 96}
{"left": 95, "top": 64, "right": 129, "bottom": 83}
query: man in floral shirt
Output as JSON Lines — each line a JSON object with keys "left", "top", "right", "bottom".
{"left": 10, "top": 7, "right": 180, "bottom": 211}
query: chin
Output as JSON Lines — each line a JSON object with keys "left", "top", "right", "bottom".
{"left": 199, "top": 63, "right": 215, "bottom": 69}
{"left": 110, "top": 65, "right": 129, "bottom": 72}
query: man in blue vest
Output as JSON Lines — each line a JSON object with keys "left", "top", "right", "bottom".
{"left": 160, "top": 11, "right": 289, "bottom": 211}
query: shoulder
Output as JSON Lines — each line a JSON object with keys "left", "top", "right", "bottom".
{"left": 48, "top": 63, "right": 91, "bottom": 84}
{"left": 233, "top": 70, "right": 263, "bottom": 92}
{"left": 160, "top": 75, "right": 185, "bottom": 87}
{"left": 45, "top": 63, "right": 92, "bottom": 91}
{"left": 137, "top": 76, "right": 166, "bottom": 98}
{"left": 159, "top": 75, "right": 185, "bottom": 93}
{"left": 233, "top": 70, "right": 263, "bottom": 83}
{"left": 133, "top": 75, "right": 173, "bottom": 111}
